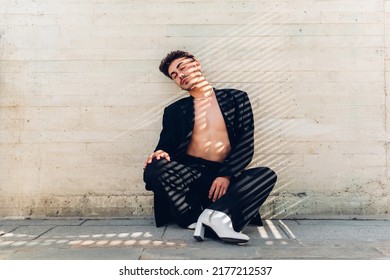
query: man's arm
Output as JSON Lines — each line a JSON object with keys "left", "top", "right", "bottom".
{"left": 209, "top": 91, "right": 254, "bottom": 201}
{"left": 155, "top": 107, "right": 174, "bottom": 154}
{"left": 217, "top": 91, "right": 255, "bottom": 178}
{"left": 144, "top": 108, "right": 173, "bottom": 168}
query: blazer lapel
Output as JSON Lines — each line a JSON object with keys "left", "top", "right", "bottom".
{"left": 215, "top": 88, "right": 235, "bottom": 131}
{"left": 181, "top": 96, "right": 194, "bottom": 127}
{"left": 179, "top": 97, "right": 194, "bottom": 151}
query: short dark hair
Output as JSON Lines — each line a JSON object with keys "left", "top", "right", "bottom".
{"left": 159, "top": 50, "right": 195, "bottom": 79}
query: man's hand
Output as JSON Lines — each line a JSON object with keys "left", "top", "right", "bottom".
{"left": 143, "top": 150, "right": 170, "bottom": 169}
{"left": 209, "top": 176, "right": 230, "bottom": 202}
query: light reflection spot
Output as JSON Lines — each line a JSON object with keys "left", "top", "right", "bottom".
{"left": 68, "top": 240, "right": 82, "bottom": 245}
{"left": 11, "top": 241, "right": 27, "bottom": 247}
{"left": 139, "top": 240, "right": 151, "bottom": 245}
{"left": 130, "top": 232, "right": 143, "bottom": 238}
{"left": 26, "top": 241, "right": 39, "bottom": 246}
{"left": 257, "top": 226, "right": 269, "bottom": 239}
{"left": 124, "top": 240, "right": 136, "bottom": 245}
{"left": 0, "top": 241, "right": 14, "bottom": 246}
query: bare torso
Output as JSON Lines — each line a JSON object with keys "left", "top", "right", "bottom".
{"left": 186, "top": 93, "right": 231, "bottom": 162}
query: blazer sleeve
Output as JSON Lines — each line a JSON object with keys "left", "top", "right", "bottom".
{"left": 154, "top": 108, "right": 174, "bottom": 154}
{"left": 217, "top": 91, "right": 255, "bottom": 178}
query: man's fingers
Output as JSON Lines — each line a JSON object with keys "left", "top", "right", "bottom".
{"left": 147, "top": 154, "right": 155, "bottom": 163}
{"left": 212, "top": 185, "right": 228, "bottom": 202}
{"left": 144, "top": 150, "right": 171, "bottom": 169}
{"left": 210, "top": 184, "right": 221, "bottom": 202}
{"left": 213, "top": 187, "right": 224, "bottom": 202}
{"left": 157, "top": 153, "right": 170, "bottom": 161}
{"left": 144, "top": 153, "right": 157, "bottom": 168}
{"left": 144, "top": 156, "right": 152, "bottom": 167}
{"left": 162, "top": 152, "right": 170, "bottom": 160}
{"left": 208, "top": 184, "right": 216, "bottom": 199}
{"left": 212, "top": 189, "right": 218, "bottom": 202}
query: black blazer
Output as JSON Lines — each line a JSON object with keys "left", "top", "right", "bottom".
{"left": 145, "top": 88, "right": 255, "bottom": 226}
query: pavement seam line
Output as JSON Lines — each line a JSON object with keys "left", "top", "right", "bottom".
{"left": 276, "top": 224, "right": 292, "bottom": 240}
{"left": 1, "top": 225, "right": 21, "bottom": 236}
{"left": 32, "top": 226, "right": 55, "bottom": 240}
{"left": 161, "top": 225, "right": 168, "bottom": 239}
{"left": 138, "top": 248, "right": 145, "bottom": 260}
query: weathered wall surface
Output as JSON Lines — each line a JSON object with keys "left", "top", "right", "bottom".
{"left": 0, "top": 0, "right": 389, "bottom": 218}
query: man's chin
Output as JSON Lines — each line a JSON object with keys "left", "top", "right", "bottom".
{"left": 179, "top": 84, "right": 193, "bottom": 91}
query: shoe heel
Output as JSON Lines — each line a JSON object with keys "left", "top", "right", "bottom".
{"left": 193, "top": 221, "right": 205, "bottom": 241}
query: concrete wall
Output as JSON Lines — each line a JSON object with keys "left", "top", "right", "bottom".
{"left": 0, "top": 0, "right": 389, "bottom": 218}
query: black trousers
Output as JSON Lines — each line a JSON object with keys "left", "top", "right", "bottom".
{"left": 143, "top": 155, "right": 277, "bottom": 232}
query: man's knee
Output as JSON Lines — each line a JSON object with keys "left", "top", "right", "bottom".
{"left": 262, "top": 167, "right": 277, "bottom": 183}
{"left": 143, "top": 158, "right": 171, "bottom": 188}
{"left": 259, "top": 167, "right": 277, "bottom": 190}
{"left": 245, "top": 167, "right": 277, "bottom": 193}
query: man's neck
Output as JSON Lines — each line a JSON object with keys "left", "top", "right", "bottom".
{"left": 188, "top": 80, "right": 213, "bottom": 100}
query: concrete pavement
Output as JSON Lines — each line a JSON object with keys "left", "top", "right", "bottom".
{"left": 1, "top": 217, "right": 390, "bottom": 260}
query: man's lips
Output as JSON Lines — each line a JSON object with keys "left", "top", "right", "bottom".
{"left": 181, "top": 77, "right": 188, "bottom": 85}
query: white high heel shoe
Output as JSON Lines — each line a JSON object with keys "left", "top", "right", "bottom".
{"left": 193, "top": 209, "right": 249, "bottom": 243}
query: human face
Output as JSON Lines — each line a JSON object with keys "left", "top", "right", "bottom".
{"left": 168, "top": 57, "right": 201, "bottom": 91}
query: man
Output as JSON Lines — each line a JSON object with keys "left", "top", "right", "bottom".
{"left": 143, "top": 50, "right": 277, "bottom": 243}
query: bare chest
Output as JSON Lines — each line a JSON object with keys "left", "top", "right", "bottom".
{"left": 193, "top": 97, "right": 227, "bottom": 133}
{"left": 187, "top": 95, "right": 231, "bottom": 161}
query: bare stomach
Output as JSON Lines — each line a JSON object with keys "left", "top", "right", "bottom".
{"left": 186, "top": 137, "right": 231, "bottom": 163}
